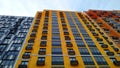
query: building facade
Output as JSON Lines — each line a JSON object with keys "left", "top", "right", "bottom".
{"left": 14, "top": 10, "right": 120, "bottom": 68}
{"left": 0, "top": 15, "right": 33, "bottom": 68}
{"left": 86, "top": 10, "right": 120, "bottom": 48}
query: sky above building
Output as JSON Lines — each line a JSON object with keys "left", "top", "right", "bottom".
{"left": 0, "top": 0, "right": 120, "bottom": 17}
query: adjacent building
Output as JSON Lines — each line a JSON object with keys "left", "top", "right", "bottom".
{"left": 0, "top": 15, "right": 33, "bottom": 68}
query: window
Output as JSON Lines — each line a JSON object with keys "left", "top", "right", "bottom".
{"left": 52, "top": 24, "right": 58, "bottom": 27}
{"left": 36, "top": 57, "right": 45, "bottom": 66}
{"left": 76, "top": 41, "right": 85, "bottom": 47}
{"left": 68, "top": 48, "right": 75, "bottom": 55}
{"left": 113, "top": 47, "right": 119, "bottom": 52}
{"left": 64, "top": 32, "right": 69, "bottom": 35}
{"left": 0, "top": 60, "right": 14, "bottom": 68}
{"left": 66, "top": 42, "right": 73, "bottom": 47}
{"left": 82, "top": 33, "right": 89, "bottom": 37}
{"left": 28, "top": 38, "right": 35, "bottom": 43}
{"left": 42, "top": 31, "right": 48, "bottom": 35}
{"left": 32, "top": 29, "right": 37, "bottom": 33}
{"left": 22, "top": 52, "right": 31, "bottom": 59}
{"left": 82, "top": 56, "right": 94, "bottom": 65}
{"left": 101, "top": 44, "right": 108, "bottom": 48}
{"left": 12, "top": 43, "right": 21, "bottom": 47}
{"left": 72, "top": 30, "right": 78, "bottom": 34}
{"left": 52, "top": 27, "right": 59, "bottom": 30}
{"left": 22, "top": 25, "right": 30, "bottom": 29}
{"left": 107, "top": 52, "right": 114, "bottom": 56}
{"left": 52, "top": 41, "right": 61, "bottom": 46}
{"left": 74, "top": 37, "right": 82, "bottom": 40}
{"left": 9, "top": 46, "right": 21, "bottom": 51}
{"left": 3, "top": 39, "right": 10, "bottom": 44}
{"left": 13, "top": 38, "right": 23, "bottom": 44}
{"left": 40, "top": 41, "right": 47, "bottom": 47}
{"left": 73, "top": 34, "right": 80, "bottom": 37}
{"left": 43, "top": 23, "right": 48, "bottom": 27}
{"left": 110, "top": 58, "right": 120, "bottom": 66}
{"left": 86, "top": 24, "right": 92, "bottom": 28}
{"left": 84, "top": 37, "right": 93, "bottom": 42}
{"left": 52, "top": 31, "right": 59, "bottom": 35}
{"left": 104, "top": 49, "right": 114, "bottom": 56}
{"left": 62, "top": 24, "right": 67, "bottom": 27}
{"left": 17, "top": 32, "right": 26, "bottom": 38}
{"left": 7, "top": 55, "right": 16, "bottom": 60}
{"left": 43, "top": 26, "right": 48, "bottom": 30}
{"left": 90, "top": 47, "right": 101, "bottom": 55}
{"left": 52, "top": 56, "right": 64, "bottom": 65}
{"left": 20, "top": 28, "right": 28, "bottom": 32}
{"left": 18, "top": 61, "right": 28, "bottom": 68}
{"left": 89, "top": 28, "right": 95, "bottom": 32}
{"left": 41, "top": 36, "right": 47, "bottom": 40}
{"left": 94, "top": 56, "right": 108, "bottom": 65}
{"left": 52, "top": 36, "right": 60, "bottom": 41}
{"left": 6, "top": 34, "right": 13, "bottom": 39}
{"left": 52, "top": 48, "right": 62, "bottom": 54}
{"left": 86, "top": 42, "right": 96, "bottom": 47}
{"left": 79, "top": 48, "right": 90, "bottom": 55}
{"left": 25, "top": 44, "right": 33, "bottom": 50}
{"left": 38, "top": 48, "right": 46, "bottom": 55}
{"left": 70, "top": 57, "right": 78, "bottom": 66}
{"left": 62, "top": 26, "right": 67, "bottom": 30}
{"left": 30, "top": 33, "right": 36, "bottom": 37}
{"left": 96, "top": 37, "right": 103, "bottom": 41}
{"left": 65, "top": 36, "right": 71, "bottom": 40}
{"left": 0, "top": 45, "right": 6, "bottom": 52}
{"left": 92, "top": 32, "right": 98, "bottom": 36}
{"left": 80, "top": 30, "right": 87, "bottom": 34}
{"left": 36, "top": 18, "right": 40, "bottom": 22}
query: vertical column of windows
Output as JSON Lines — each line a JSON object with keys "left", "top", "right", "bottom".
{"left": 77, "top": 13, "right": 109, "bottom": 67}
{"left": 51, "top": 11, "right": 64, "bottom": 67}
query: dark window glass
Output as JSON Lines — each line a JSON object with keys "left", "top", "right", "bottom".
{"left": 52, "top": 48, "right": 62, "bottom": 54}
{"left": 79, "top": 48, "right": 90, "bottom": 55}
{"left": 90, "top": 47, "right": 101, "bottom": 55}
{"left": 52, "top": 56, "right": 64, "bottom": 65}
{"left": 94, "top": 56, "right": 108, "bottom": 65}
{"left": 82, "top": 56, "right": 95, "bottom": 65}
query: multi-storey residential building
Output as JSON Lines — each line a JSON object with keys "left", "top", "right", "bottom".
{"left": 14, "top": 10, "right": 120, "bottom": 68}
{"left": 0, "top": 15, "right": 33, "bottom": 68}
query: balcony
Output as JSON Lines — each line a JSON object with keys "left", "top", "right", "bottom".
{"left": 38, "top": 48, "right": 46, "bottom": 55}
{"left": 68, "top": 48, "right": 75, "bottom": 55}
{"left": 36, "top": 57, "right": 45, "bottom": 66}
{"left": 22, "top": 52, "right": 31, "bottom": 59}
{"left": 70, "top": 57, "right": 78, "bottom": 66}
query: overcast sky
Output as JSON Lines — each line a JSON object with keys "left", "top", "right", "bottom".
{"left": 0, "top": 0, "right": 120, "bottom": 17}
